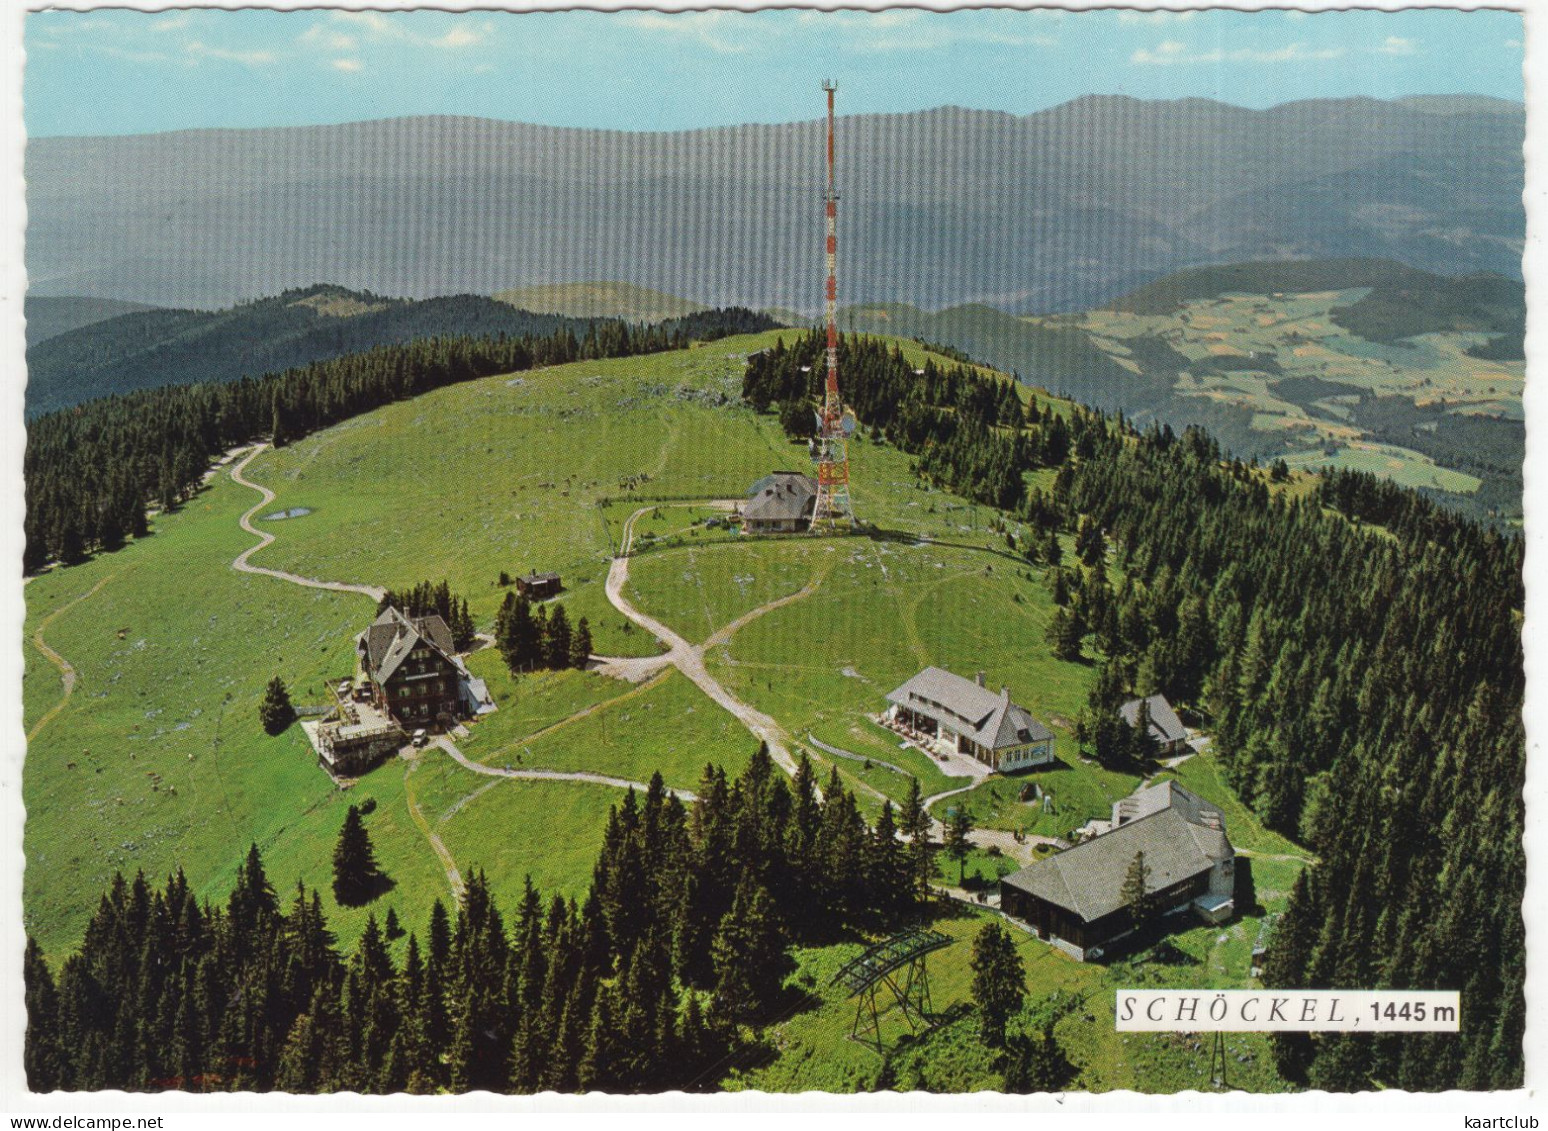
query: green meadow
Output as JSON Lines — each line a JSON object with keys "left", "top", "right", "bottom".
{"left": 26, "top": 330, "right": 1312, "bottom": 1091}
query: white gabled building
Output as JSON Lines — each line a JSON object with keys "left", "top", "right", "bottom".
{"left": 883, "top": 665, "right": 1056, "bottom": 773}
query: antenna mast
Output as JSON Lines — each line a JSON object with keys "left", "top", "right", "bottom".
{"left": 810, "top": 79, "right": 856, "bottom": 531}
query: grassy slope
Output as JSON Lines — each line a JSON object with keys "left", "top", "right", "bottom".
{"left": 23, "top": 476, "right": 376, "bottom": 956}
{"left": 26, "top": 329, "right": 1312, "bottom": 1091}
{"left": 243, "top": 333, "right": 798, "bottom": 657}
{"left": 493, "top": 281, "right": 707, "bottom": 322}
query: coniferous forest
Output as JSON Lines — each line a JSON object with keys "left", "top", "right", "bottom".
{"left": 24, "top": 749, "right": 924, "bottom": 1093}
{"left": 745, "top": 332, "right": 1524, "bottom": 1091}
{"left": 22, "top": 307, "right": 777, "bottom": 575}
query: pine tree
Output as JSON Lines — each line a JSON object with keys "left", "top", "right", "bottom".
{"left": 332, "top": 804, "right": 386, "bottom": 907}
{"left": 1047, "top": 606, "right": 1084, "bottom": 662}
{"left": 867, "top": 802, "right": 912, "bottom": 925}
{"left": 1130, "top": 697, "right": 1157, "bottom": 763}
{"left": 1041, "top": 529, "right": 1062, "bottom": 568}
{"left": 970, "top": 922, "right": 1025, "bottom": 1049}
{"left": 944, "top": 807, "right": 973, "bottom": 886}
{"left": 899, "top": 777, "right": 934, "bottom": 897}
{"left": 23, "top": 937, "right": 61, "bottom": 1091}
{"left": 709, "top": 874, "right": 785, "bottom": 1025}
{"left": 258, "top": 676, "right": 294, "bottom": 735}
{"left": 546, "top": 604, "right": 572, "bottom": 670}
{"left": 570, "top": 617, "right": 593, "bottom": 669}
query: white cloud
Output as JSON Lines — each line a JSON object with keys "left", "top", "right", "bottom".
{"left": 1285, "top": 10, "right": 1309, "bottom": 20}
{"left": 299, "top": 24, "right": 358, "bottom": 52}
{"left": 619, "top": 12, "right": 749, "bottom": 55}
{"left": 185, "top": 40, "right": 276, "bottom": 67}
{"left": 151, "top": 13, "right": 192, "bottom": 33}
{"left": 331, "top": 58, "right": 363, "bottom": 73}
{"left": 1377, "top": 36, "right": 1418, "bottom": 57}
{"left": 1506, "top": 38, "right": 1523, "bottom": 49}
{"left": 789, "top": 10, "right": 1056, "bottom": 53}
{"left": 329, "top": 11, "right": 403, "bottom": 41}
{"left": 1118, "top": 11, "right": 1198, "bottom": 25}
{"left": 431, "top": 25, "right": 492, "bottom": 51}
{"left": 325, "top": 11, "right": 491, "bottom": 51}
{"left": 1131, "top": 39, "right": 1345, "bottom": 66}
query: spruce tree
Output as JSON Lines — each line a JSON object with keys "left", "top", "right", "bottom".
{"left": 1122, "top": 850, "right": 1157, "bottom": 929}
{"left": 546, "top": 604, "right": 572, "bottom": 670}
{"left": 570, "top": 617, "right": 593, "bottom": 669}
{"left": 259, "top": 676, "right": 295, "bottom": 735}
{"left": 899, "top": 777, "right": 934, "bottom": 897}
{"left": 1047, "top": 606, "right": 1084, "bottom": 662}
{"left": 709, "top": 874, "right": 785, "bottom": 1025}
{"left": 23, "top": 937, "right": 60, "bottom": 1092}
{"left": 332, "top": 804, "right": 386, "bottom": 907}
{"left": 943, "top": 807, "right": 973, "bottom": 886}
{"left": 970, "top": 922, "right": 1025, "bottom": 1049}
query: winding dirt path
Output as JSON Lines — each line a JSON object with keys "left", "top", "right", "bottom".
{"left": 28, "top": 573, "right": 116, "bottom": 744}
{"left": 434, "top": 735, "right": 698, "bottom": 799}
{"left": 403, "top": 754, "right": 465, "bottom": 900}
{"left": 702, "top": 577, "right": 822, "bottom": 650}
{"left": 604, "top": 505, "right": 808, "bottom": 777}
{"left": 508, "top": 670, "right": 671, "bottom": 748}
{"left": 230, "top": 445, "right": 386, "bottom": 601}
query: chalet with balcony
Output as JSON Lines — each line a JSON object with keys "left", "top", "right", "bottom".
{"left": 883, "top": 665, "right": 1055, "bottom": 773}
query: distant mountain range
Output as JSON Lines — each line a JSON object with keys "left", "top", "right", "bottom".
{"left": 26, "top": 94, "right": 1523, "bottom": 314}
{"left": 23, "top": 285, "right": 630, "bottom": 416}
{"left": 24, "top": 296, "right": 160, "bottom": 348}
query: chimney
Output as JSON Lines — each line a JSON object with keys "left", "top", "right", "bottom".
{"left": 975, "top": 670, "right": 986, "bottom": 688}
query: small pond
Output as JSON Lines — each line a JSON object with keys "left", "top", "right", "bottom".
{"left": 263, "top": 507, "right": 313, "bottom": 520}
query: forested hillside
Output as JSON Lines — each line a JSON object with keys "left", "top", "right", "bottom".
{"left": 745, "top": 331, "right": 1524, "bottom": 1090}
{"left": 1109, "top": 257, "right": 1524, "bottom": 358}
{"left": 24, "top": 296, "right": 160, "bottom": 349}
{"left": 27, "top": 97, "right": 1522, "bottom": 312}
{"left": 22, "top": 306, "right": 777, "bottom": 574}
{"left": 24, "top": 284, "right": 780, "bottom": 416}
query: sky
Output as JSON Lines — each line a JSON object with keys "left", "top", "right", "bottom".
{"left": 23, "top": 5, "right": 1526, "bottom": 137}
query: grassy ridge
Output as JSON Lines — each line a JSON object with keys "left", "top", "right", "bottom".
{"left": 494, "top": 281, "right": 708, "bottom": 323}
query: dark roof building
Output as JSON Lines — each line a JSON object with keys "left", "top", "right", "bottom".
{"left": 515, "top": 571, "right": 562, "bottom": 599}
{"left": 1001, "top": 781, "right": 1235, "bottom": 961}
{"left": 357, "top": 607, "right": 465, "bottom": 728}
{"left": 1119, "top": 693, "right": 1189, "bottom": 754}
{"left": 884, "top": 665, "right": 1055, "bottom": 773}
{"left": 743, "top": 471, "right": 817, "bottom": 534}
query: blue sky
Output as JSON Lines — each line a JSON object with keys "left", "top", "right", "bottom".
{"left": 24, "top": 6, "right": 1524, "bottom": 137}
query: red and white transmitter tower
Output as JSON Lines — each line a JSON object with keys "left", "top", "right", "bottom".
{"left": 809, "top": 79, "right": 857, "bottom": 532}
